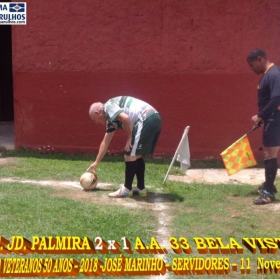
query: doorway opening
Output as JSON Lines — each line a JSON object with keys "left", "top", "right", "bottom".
{"left": 0, "top": 23, "right": 14, "bottom": 122}
{"left": 0, "top": 13, "right": 15, "bottom": 150}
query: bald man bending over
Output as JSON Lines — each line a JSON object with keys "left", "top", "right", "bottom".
{"left": 87, "top": 96, "right": 162, "bottom": 198}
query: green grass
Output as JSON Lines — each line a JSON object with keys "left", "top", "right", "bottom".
{"left": 0, "top": 182, "right": 155, "bottom": 237}
{"left": 0, "top": 148, "right": 279, "bottom": 278}
{"left": 0, "top": 181, "right": 157, "bottom": 278}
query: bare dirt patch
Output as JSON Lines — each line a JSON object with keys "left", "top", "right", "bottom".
{"left": 0, "top": 157, "right": 19, "bottom": 166}
{"left": 169, "top": 168, "right": 267, "bottom": 185}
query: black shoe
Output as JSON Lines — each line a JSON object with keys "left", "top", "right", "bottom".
{"left": 253, "top": 192, "right": 275, "bottom": 205}
{"left": 251, "top": 183, "right": 278, "bottom": 195}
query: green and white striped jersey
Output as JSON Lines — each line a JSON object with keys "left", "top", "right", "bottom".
{"left": 103, "top": 96, "right": 153, "bottom": 132}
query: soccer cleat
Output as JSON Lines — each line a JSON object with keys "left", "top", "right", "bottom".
{"left": 132, "top": 187, "right": 147, "bottom": 197}
{"left": 253, "top": 191, "right": 275, "bottom": 205}
{"left": 108, "top": 186, "right": 131, "bottom": 198}
{"left": 251, "top": 183, "right": 278, "bottom": 195}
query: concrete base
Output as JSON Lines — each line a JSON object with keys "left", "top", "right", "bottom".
{"left": 0, "top": 122, "right": 15, "bottom": 150}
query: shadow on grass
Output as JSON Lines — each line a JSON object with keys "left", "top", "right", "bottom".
{"left": 137, "top": 191, "right": 184, "bottom": 203}
{"left": 84, "top": 188, "right": 184, "bottom": 203}
{"left": 131, "top": 192, "right": 184, "bottom": 204}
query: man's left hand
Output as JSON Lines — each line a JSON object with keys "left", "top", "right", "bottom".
{"left": 124, "top": 138, "right": 132, "bottom": 152}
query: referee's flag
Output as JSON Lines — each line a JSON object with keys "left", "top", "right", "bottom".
{"left": 220, "top": 135, "right": 257, "bottom": 175}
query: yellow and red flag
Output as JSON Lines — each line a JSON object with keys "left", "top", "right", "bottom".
{"left": 220, "top": 135, "right": 257, "bottom": 175}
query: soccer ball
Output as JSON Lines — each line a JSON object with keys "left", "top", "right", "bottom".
{"left": 79, "top": 172, "right": 98, "bottom": 190}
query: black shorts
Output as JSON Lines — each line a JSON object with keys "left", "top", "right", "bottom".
{"left": 263, "top": 111, "right": 280, "bottom": 147}
{"left": 125, "top": 111, "right": 162, "bottom": 156}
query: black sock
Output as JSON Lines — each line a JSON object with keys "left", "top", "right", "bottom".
{"left": 264, "top": 158, "right": 278, "bottom": 194}
{"left": 124, "top": 161, "right": 138, "bottom": 190}
{"left": 136, "top": 157, "right": 145, "bottom": 190}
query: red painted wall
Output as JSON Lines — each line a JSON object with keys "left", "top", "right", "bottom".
{"left": 12, "top": 0, "right": 280, "bottom": 159}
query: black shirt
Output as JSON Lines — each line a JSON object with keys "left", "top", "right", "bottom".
{"left": 258, "top": 64, "right": 280, "bottom": 120}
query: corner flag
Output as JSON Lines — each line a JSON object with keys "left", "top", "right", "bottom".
{"left": 220, "top": 135, "right": 257, "bottom": 175}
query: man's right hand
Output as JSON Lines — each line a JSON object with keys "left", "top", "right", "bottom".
{"left": 86, "top": 161, "right": 98, "bottom": 172}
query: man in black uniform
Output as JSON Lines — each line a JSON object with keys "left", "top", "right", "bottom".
{"left": 247, "top": 49, "right": 280, "bottom": 205}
